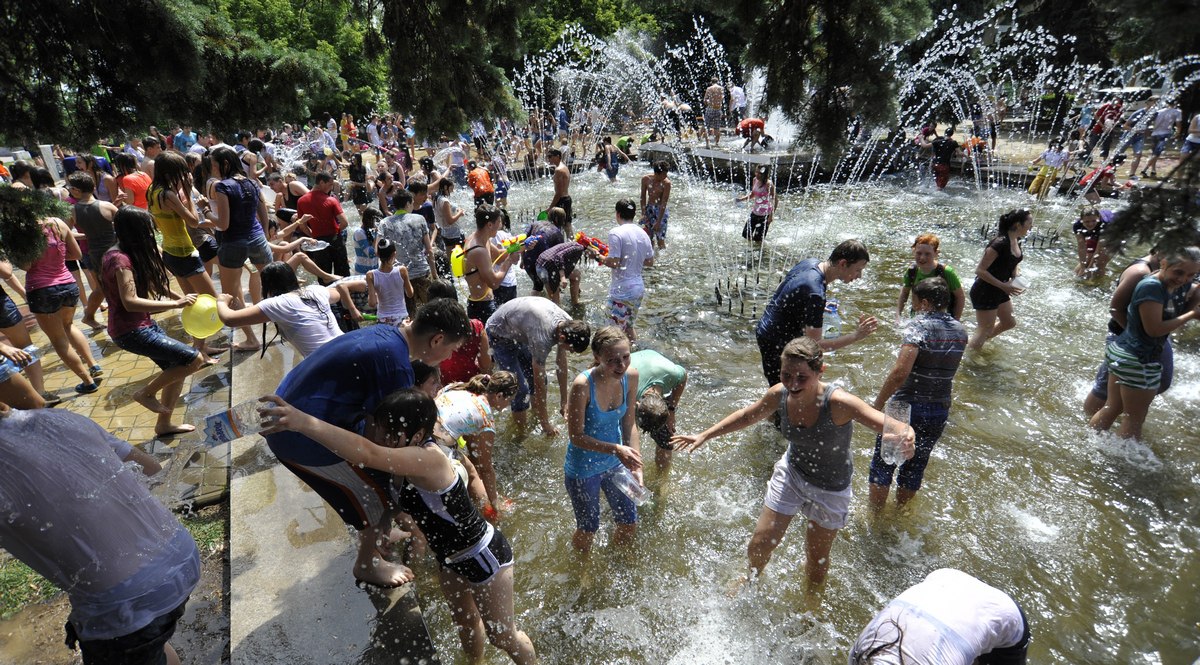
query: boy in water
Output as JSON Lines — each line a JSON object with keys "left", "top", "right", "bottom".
{"left": 599, "top": 199, "right": 655, "bottom": 342}
{"left": 640, "top": 161, "right": 672, "bottom": 250}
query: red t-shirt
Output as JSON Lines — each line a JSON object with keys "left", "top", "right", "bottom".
{"left": 467, "top": 167, "right": 494, "bottom": 195}
{"left": 296, "top": 189, "right": 344, "bottom": 238}
{"left": 439, "top": 318, "right": 484, "bottom": 384}
{"left": 737, "top": 118, "right": 765, "bottom": 136}
{"left": 100, "top": 249, "right": 154, "bottom": 338}
{"left": 117, "top": 171, "right": 152, "bottom": 209}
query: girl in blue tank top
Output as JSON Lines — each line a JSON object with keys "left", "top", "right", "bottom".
{"left": 564, "top": 326, "right": 642, "bottom": 553}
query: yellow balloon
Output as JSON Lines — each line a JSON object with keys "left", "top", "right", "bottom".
{"left": 180, "top": 294, "right": 223, "bottom": 338}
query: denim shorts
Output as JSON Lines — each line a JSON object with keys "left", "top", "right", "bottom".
{"left": 564, "top": 464, "right": 638, "bottom": 533}
{"left": 27, "top": 282, "right": 80, "bottom": 314}
{"left": 161, "top": 250, "right": 205, "bottom": 278}
{"left": 115, "top": 323, "right": 199, "bottom": 369}
{"left": 195, "top": 235, "right": 219, "bottom": 263}
{"left": 1151, "top": 134, "right": 1171, "bottom": 156}
{"left": 490, "top": 335, "right": 535, "bottom": 413}
{"left": 65, "top": 601, "right": 186, "bottom": 665}
{"left": 217, "top": 234, "right": 273, "bottom": 269}
{"left": 0, "top": 291, "right": 22, "bottom": 328}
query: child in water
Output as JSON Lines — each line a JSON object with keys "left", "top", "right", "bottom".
{"left": 366, "top": 239, "right": 412, "bottom": 325}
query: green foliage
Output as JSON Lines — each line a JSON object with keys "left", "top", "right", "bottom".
{"left": 1103, "top": 164, "right": 1200, "bottom": 257}
{"left": 0, "top": 556, "right": 58, "bottom": 621}
{"left": 517, "top": 0, "right": 659, "bottom": 56}
{"left": 378, "top": 0, "right": 526, "bottom": 138}
{"left": 0, "top": 187, "right": 69, "bottom": 268}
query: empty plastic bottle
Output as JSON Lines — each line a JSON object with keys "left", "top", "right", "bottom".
{"left": 610, "top": 465, "right": 650, "bottom": 506}
{"left": 203, "top": 399, "right": 274, "bottom": 445}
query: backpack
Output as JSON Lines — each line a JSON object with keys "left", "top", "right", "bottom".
{"left": 906, "top": 263, "right": 945, "bottom": 286}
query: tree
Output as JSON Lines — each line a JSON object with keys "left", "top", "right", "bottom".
{"left": 374, "top": 0, "right": 527, "bottom": 138}
{"left": 1103, "top": 163, "right": 1200, "bottom": 258}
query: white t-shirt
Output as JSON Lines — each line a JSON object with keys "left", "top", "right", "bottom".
{"left": 849, "top": 568, "right": 1026, "bottom": 665}
{"left": 1152, "top": 107, "right": 1182, "bottom": 136}
{"left": 494, "top": 231, "right": 518, "bottom": 287}
{"left": 730, "top": 86, "right": 747, "bottom": 109}
{"left": 607, "top": 222, "right": 655, "bottom": 302}
{"left": 256, "top": 284, "right": 343, "bottom": 357}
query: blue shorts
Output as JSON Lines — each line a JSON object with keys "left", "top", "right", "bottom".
{"left": 1151, "top": 134, "right": 1171, "bottom": 156}
{"left": 868, "top": 402, "right": 950, "bottom": 492}
{"left": 195, "top": 235, "right": 219, "bottom": 264}
{"left": 564, "top": 464, "right": 638, "bottom": 533}
{"left": 1183, "top": 139, "right": 1200, "bottom": 155}
{"left": 1123, "top": 132, "right": 1145, "bottom": 155}
{"left": 495, "top": 180, "right": 509, "bottom": 199}
{"left": 1090, "top": 333, "right": 1173, "bottom": 399}
{"left": 604, "top": 162, "right": 619, "bottom": 179}
{"left": 217, "top": 234, "right": 273, "bottom": 269}
{"left": 466, "top": 298, "right": 497, "bottom": 325}
{"left": 114, "top": 323, "right": 199, "bottom": 369}
{"left": 27, "top": 282, "right": 80, "bottom": 314}
{"left": 490, "top": 335, "right": 535, "bottom": 413}
{"left": 161, "top": 251, "right": 205, "bottom": 278}
{"left": 0, "top": 291, "right": 22, "bottom": 328}
{"left": 641, "top": 204, "right": 669, "bottom": 241}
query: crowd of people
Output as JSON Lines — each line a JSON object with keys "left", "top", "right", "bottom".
{"left": 2, "top": 100, "right": 1199, "bottom": 665}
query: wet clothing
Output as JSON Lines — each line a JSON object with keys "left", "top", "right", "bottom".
{"left": 607, "top": 223, "right": 654, "bottom": 303}
{"left": 931, "top": 136, "right": 959, "bottom": 165}
{"left": 398, "top": 473, "right": 512, "bottom": 585}
{"left": 630, "top": 350, "right": 685, "bottom": 449}
{"left": 439, "top": 318, "right": 485, "bottom": 385}
{"left": 255, "top": 285, "right": 343, "bottom": 358}
{"left": 1072, "top": 211, "right": 1112, "bottom": 254}
{"left": 779, "top": 384, "right": 854, "bottom": 492}
{"left": 969, "top": 236, "right": 1022, "bottom": 311}
{"left": 116, "top": 171, "right": 152, "bottom": 210}
{"left": 369, "top": 267, "right": 409, "bottom": 323}
{"left": 536, "top": 242, "right": 586, "bottom": 294}
{"left": 850, "top": 568, "right": 1030, "bottom": 665}
{"left": 756, "top": 259, "right": 825, "bottom": 385}
{"left": 0, "top": 409, "right": 200, "bottom": 642}
{"left": 1115, "top": 276, "right": 1179, "bottom": 364}
{"left": 378, "top": 212, "right": 432, "bottom": 279}
{"left": 891, "top": 312, "right": 967, "bottom": 406}
{"left": 99, "top": 250, "right": 154, "bottom": 338}
{"left": 214, "top": 177, "right": 264, "bottom": 242}
{"left": 521, "top": 220, "right": 565, "bottom": 290}
{"left": 485, "top": 297, "right": 571, "bottom": 366}
{"left": 565, "top": 369, "right": 627, "bottom": 479}
{"left": 148, "top": 187, "right": 196, "bottom": 259}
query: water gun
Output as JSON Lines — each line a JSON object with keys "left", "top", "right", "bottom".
{"left": 574, "top": 232, "right": 609, "bottom": 257}
{"left": 499, "top": 234, "right": 529, "bottom": 254}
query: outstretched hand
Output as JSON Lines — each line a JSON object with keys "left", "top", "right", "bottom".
{"left": 672, "top": 433, "right": 707, "bottom": 453}
{"left": 855, "top": 314, "right": 879, "bottom": 340}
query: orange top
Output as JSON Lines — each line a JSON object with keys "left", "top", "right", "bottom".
{"left": 117, "top": 171, "right": 152, "bottom": 209}
{"left": 467, "top": 167, "right": 494, "bottom": 195}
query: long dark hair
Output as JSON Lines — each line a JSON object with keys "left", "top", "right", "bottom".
{"left": 211, "top": 146, "right": 243, "bottom": 179}
{"left": 113, "top": 207, "right": 171, "bottom": 299}
{"left": 259, "top": 261, "right": 330, "bottom": 353}
{"left": 997, "top": 208, "right": 1031, "bottom": 237}
{"left": 373, "top": 388, "right": 439, "bottom": 447}
{"left": 150, "top": 151, "right": 191, "bottom": 208}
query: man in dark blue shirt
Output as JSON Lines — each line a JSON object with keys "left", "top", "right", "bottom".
{"left": 755, "top": 239, "right": 878, "bottom": 386}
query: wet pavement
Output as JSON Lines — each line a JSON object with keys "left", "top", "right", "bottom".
{"left": 229, "top": 332, "right": 439, "bottom": 664}
{"left": 0, "top": 281, "right": 231, "bottom": 664}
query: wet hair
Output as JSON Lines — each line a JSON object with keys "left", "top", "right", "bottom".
{"left": 468, "top": 160, "right": 478, "bottom": 169}
{"left": 616, "top": 198, "right": 637, "bottom": 221}
{"left": 912, "top": 233, "right": 940, "bottom": 250}
{"left": 448, "top": 370, "right": 518, "bottom": 397}
{"left": 590, "top": 325, "right": 629, "bottom": 359}
{"left": 754, "top": 165, "right": 770, "bottom": 185}
{"left": 113, "top": 152, "right": 139, "bottom": 176}
{"left": 30, "top": 168, "right": 55, "bottom": 189}
{"left": 829, "top": 239, "right": 870, "bottom": 265}
{"left": 557, "top": 319, "right": 592, "bottom": 353}
{"left": 150, "top": 151, "right": 192, "bottom": 207}
{"left": 653, "top": 160, "right": 669, "bottom": 175}
{"left": 360, "top": 207, "right": 383, "bottom": 237}
{"left": 547, "top": 206, "right": 567, "bottom": 228}
{"left": 113, "top": 207, "right": 172, "bottom": 299}
{"left": 944, "top": 126, "right": 955, "bottom": 136}
{"left": 372, "top": 388, "right": 439, "bottom": 446}
{"left": 913, "top": 276, "right": 951, "bottom": 311}
{"left": 237, "top": 130, "right": 253, "bottom": 143}
{"left": 475, "top": 203, "right": 501, "bottom": 229}
{"left": 997, "top": 208, "right": 1032, "bottom": 236}
{"left": 636, "top": 390, "right": 670, "bottom": 435}
{"left": 410, "top": 297, "right": 471, "bottom": 342}
{"left": 426, "top": 279, "right": 456, "bottom": 301}
{"left": 67, "top": 171, "right": 96, "bottom": 194}
{"left": 1160, "top": 246, "right": 1200, "bottom": 266}
{"left": 849, "top": 620, "right": 906, "bottom": 664}
{"left": 210, "top": 146, "right": 242, "bottom": 179}
{"left": 499, "top": 207, "right": 512, "bottom": 232}
{"left": 376, "top": 237, "right": 397, "bottom": 263}
{"left": 780, "top": 336, "right": 823, "bottom": 372}
{"left": 1079, "top": 205, "right": 1101, "bottom": 219}
{"left": 411, "top": 360, "right": 440, "bottom": 388}
{"left": 547, "top": 148, "right": 563, "bottom": 159}
{"left": 406, "top": 181, "right": 428, "bottom": 196}
{"left": 9, "top": 160, "right": 32, "bottom": 182}
{"left": 259, "top": 261, "right": 301, "bottom": 299}
{"left": 247, "top": 139, "right": 265, "bottom": 153}
{"left": 391, "top": 187, "right": 414, "bottom": 210}
{"left": 315, "top": 172, "right": 335, "bottom": 184}
{"left": 419, "top": 156, "right": 435, "bottom": 170}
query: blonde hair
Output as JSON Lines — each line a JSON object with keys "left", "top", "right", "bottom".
{"left": 448, "top": 370, "right": 518, "bottom": 397}
{"left": 781, "top": 336, "right": 823, "bottom": 372}
{"left": 590, "top": 325, "right": 629, "bottom": 362}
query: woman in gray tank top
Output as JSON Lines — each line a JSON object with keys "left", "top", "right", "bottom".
{"left": 675, "top": 336, "right": 914, "bottom": 600}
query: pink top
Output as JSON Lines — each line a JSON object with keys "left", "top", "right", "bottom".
{"left": 100, "top": 249, "right": 153, "bottom": 338}
{"left": 25, "top": 223, "right": 76, "bottom": 291}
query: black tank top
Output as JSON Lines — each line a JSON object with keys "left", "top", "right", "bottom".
{"left": 398, "top": 472, "right": 489, "bottom": 561}
{"left": 285, "top": 183, "right": 303, "bottom": 210}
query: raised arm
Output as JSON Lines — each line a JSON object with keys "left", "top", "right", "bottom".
{"left": 672, "top": 385, "right": 782, "bottom": 453}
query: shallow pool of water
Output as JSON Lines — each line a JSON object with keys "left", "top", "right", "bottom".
{"left": 406, "top": 162, "right": 1200, "bottom": 664}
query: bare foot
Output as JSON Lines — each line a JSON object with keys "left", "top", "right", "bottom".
{"left": 80, "top": 318, "right": 104, "bottom": 330}
{"left": 133, "top": 391, "right": 171, "bottom": 415}
{"left": 201, "top": 355, "right": 220, "bottom": 366}
{"left": 726, "top": 574, "right": 753, "bottom": 598}
{"left": 354, "top": 557, "right": 414, "bottom": 588}
{"left": 155, "top": 424, "right": 197, "bottom": 437}
{"left": 201, "top": 344, "right": 229, "bottom": 355}
{"left": 232, "top": 342, "right": 261, "bottom": 352}
{"left": 377, "top": 527, "right": 411, "bottom": 549}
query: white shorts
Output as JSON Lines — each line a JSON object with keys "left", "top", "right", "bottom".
{"left": 763, "top": 456, "right": 852, "bottom": 530}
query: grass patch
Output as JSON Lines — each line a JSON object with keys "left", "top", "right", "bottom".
{"left": 0, "top": 502, "right": 227, "bottom": 620}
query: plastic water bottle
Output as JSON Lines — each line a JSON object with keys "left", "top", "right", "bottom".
{"left": 879, "top": 400, "right": 911, "bottom": 466}
{"left": 610, "top": 465, "right": 650, "bottom": 506}
{"left": 202, "top": 399, "right": 274, "bottom": 445}
{"left": 822, "top": 299, "right": 842, "bottom": 339}
{"left": 0, "top": 345, "right": 40, "bottom": 382}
